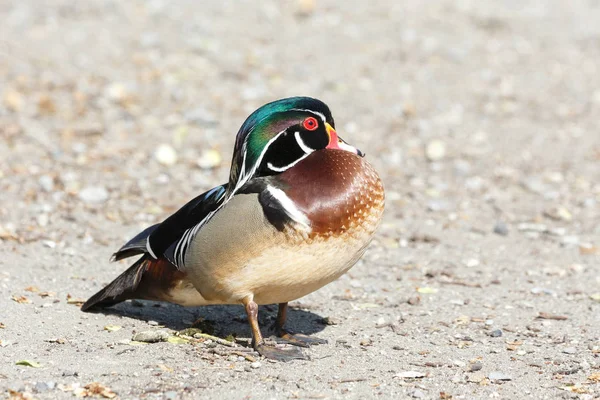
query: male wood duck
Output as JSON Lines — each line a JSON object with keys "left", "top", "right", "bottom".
{"left": 82, "top": 97, "right": 385, "bottom": 361}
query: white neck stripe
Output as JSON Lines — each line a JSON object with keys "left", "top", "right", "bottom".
{"left": 266, "top": 186, "right": 311, "bottom": 230}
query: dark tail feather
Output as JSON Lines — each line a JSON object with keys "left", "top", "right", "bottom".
{"left": 81, "top": 256, "right": 148, "bottom": 311}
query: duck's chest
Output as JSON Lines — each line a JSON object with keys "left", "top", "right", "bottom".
{"left": 184, "top": 150, "right": 385, "bottom": 304}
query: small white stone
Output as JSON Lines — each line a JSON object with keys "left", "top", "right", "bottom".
{"left": 464, "top": 258, "right": 480, "bottom": 268}
{"left": 37, "top": 214, "right": 49, "bottom": 227}
{"left": 42, "top": 240, "right": 56, "bottom": 249}
{"left": 196, "top": 149, "right": 222, "bottom": 169}
{"left": 38, "top": 175, "right": 54, "bottom": 192}
{"left": 250, "top": 362, "right": 261, "bottom": 369}
{"left": 78, "top": 186, "right": 109, "bottom": 204}
{"left": 425, "top": 139, "right": 446, "bottom": 161}
{"left": 154, "top": 144, "right": 178, "bottom": 166}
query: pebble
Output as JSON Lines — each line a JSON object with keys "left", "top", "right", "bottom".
{"left": 470, "top": 362, "right": 483, "bottom": 372}
{"left": 320, "top": 316, "right": 340, "bottom": 325}
{"left": 132, "top": 330, "right": 169, "bottom": 343}
{"left": 425, "top": 139, "right": 446, "bottom": 161}
{"left": 467, "top": 373, "right": 486, "bottom": 383}
{"left": 561, "top": 236, "right": 580, "bottom": 245}
{"left": 154, "top": 144, "right": 178, "bottom": 166}
{"left": 544, "top": 206, "right": 572, "bottom": 222}
{"left": 196, "top": 149, "right": 222, "bottom": 169}
{"left": 562, "top": 347, "right": 577, "bottom": 354}
{"left": 38, "top": 175, "right": 54, "bottom": 192}
{"left": 34, "top": 382, "right": 53, "bottom": 392}
{"left": 295, "top": 0, "right": 316, "bottom": 16}
{"left": 105, "top": 82, "right": 133, "bottom": 102}
{"left": 517, "top": 223, "right": 547, "bottom": 233}
{"left": 407, "top": 296, "right": 421, "bottom": 306}
{"left": 148, "top": 320, "right": 159, "bottom": 326}
{"left": 464, "top": 258, "right": 480, "bottom": 268}
{"left": 488, "top": 371, "right": 512, "bottom": 381}
{"left": 375, "top": 317, "right": 387, "bottom": 328}
{"left": 395, "top": 370, "right": 426, "bottom": 379}
{"left": 164, "top": 391, "right": 177, "bottom": 400}
{"left": 409, "top": 389, "right": 426, "bottom": 398}
{"left": 78, "top": 186, "right": 109, "bottom": 204}
{"left": 427, "top": 199, "right": 452, "bottom": 212}
{"left": 489, "top": 329, "right": 503, "bottom": 337}
{"left": 531, "top": 287, "right": 555, "bottom": 296}
{"left": 37, "top": 214, "right": 49, "bottom": 227}
{"left": 250, "top": 362, "right": 261, "bottom": 369}
{"left": 184, "top": 107, "right": 217, "bottom": 126}
{"left": 493, "top": 221, "right": 509, "bottom": 236}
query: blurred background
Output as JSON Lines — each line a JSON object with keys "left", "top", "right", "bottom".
{"left": 1, "top": 1, "right": 599, "bottom": 398}
{"left": 1, "top": 0, "right": 599, "bottom": 235}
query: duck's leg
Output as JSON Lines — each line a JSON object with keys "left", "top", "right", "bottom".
{"left": 271, "top": 302, "right": 328, "bottom": 347}
{"left": 243, "top": 298, "right": 306, "bottom": 361}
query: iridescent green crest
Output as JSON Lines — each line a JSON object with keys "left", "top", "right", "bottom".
{"left": 227, "top": 97, "right": 334, "bottom": 193}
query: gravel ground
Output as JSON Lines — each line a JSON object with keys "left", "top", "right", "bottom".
{"left": 1, "top": 1, "right": 600, "bottom": 399}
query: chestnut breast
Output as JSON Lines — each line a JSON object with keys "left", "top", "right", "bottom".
{"left": 277, "top": 149, "right": 385, "bottom": 238}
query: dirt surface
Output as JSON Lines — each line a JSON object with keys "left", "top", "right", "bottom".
{"left": 1, "top": 1, "right": 600, "bottom": 399}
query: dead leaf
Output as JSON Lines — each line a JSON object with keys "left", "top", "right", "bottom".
{"left": 588, "top": 372, "right": 600, "bottom": 383}
{"left": 558, "top": 384, "right": 588, "bottom": 394}
{"left": 39, "top": 291, "right": 56, "bottom": 298}
{"left": 7, "top": 390, "right": 34, "bottom": 400}
{"left": 75, "top": 382, "right": 116, "bottom": 398}
{"left": 24, "top": 286, "right": 39, "bottom": 293}
{"left": 454, "top": 315, "right": 471, "bottom": 325}
{"left": 103, "top": 325, "right": 121, "bottom": 332}
{"left": 38, "top": 93, "right": 57, "bottom": 115}
{"left": 537, "top": 312, "right": 568, "bottom": 320}
{"left": 579, "top": 245, "right": 598, "bottom": 255}
{"left": 15, "top": 360, "right": 41, "bottom": 368}
{"left": 506, "top": 340, "right": 523, "bottom": 351}
{"left": 167, "top": 336, "right": 189, "bottom": 344}
{"left": 0, "top": 322, "right": 5, "bottom": 329}
{"left": 11, "top": 295, "right": 32, "bottom": 304}
{"left": 66, "top": 294, "right": 86, "bottom": 306}
{"left": 157, "top": 364, "right": 174, "bottom": 373}
{"left": 417, "top": 287, "right": 438, "bottom": 294}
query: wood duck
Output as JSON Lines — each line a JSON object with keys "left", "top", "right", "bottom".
{"left": 82, "top": 97, "right": 385, "bottom": 361}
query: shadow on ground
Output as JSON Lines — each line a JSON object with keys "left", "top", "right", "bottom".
{"left": 84, "top": 301, "right": 327, "bottom": 338}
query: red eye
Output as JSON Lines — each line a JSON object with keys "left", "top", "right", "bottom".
{"left": 303, "top": 117, "right": 318, "bottom": 131}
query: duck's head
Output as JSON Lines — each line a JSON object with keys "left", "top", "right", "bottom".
{"left": 228, "top": 97, "right": 362, "bottom": 193}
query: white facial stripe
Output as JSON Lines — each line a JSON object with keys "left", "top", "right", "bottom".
{"left": 294, "top": 131, "right": 314, "bottom": 154}
{"left": 290, "top": 108, "right": 327, "bottom": 124}
{"left": 267, "top": 186, "right": 311, "bottom": 230}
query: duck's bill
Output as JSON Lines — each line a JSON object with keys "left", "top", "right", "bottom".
{"left": 325, "top": 123, "right": 365, "bottom": 157}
